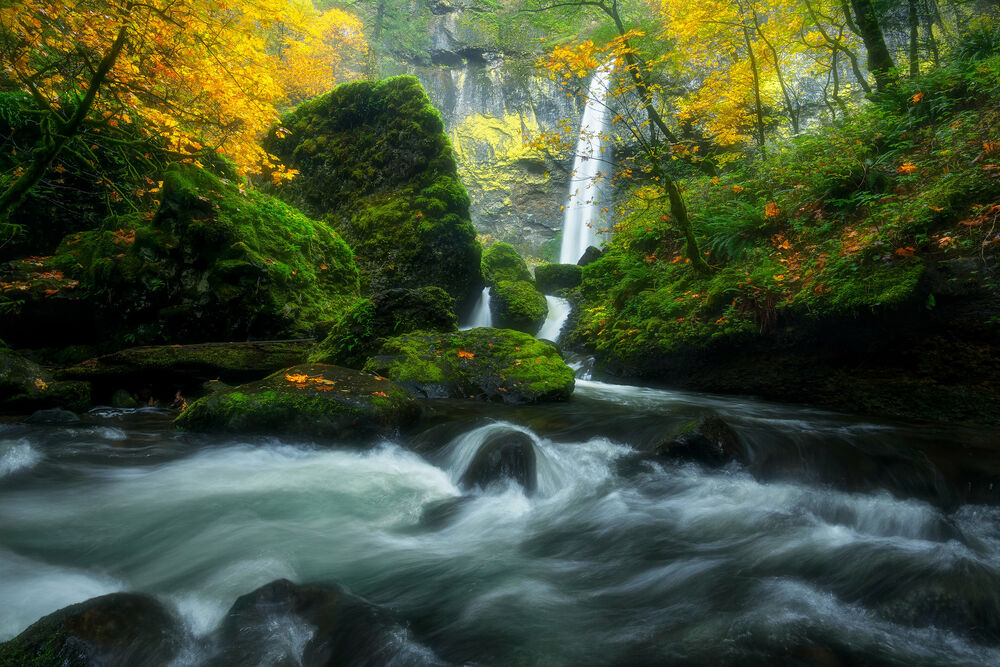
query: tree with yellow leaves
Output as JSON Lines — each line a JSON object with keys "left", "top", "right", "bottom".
{"left": 0, "top": 0, "right": 365, "bottom": 221}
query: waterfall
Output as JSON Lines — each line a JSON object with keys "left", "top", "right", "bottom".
{"left": 559, "top": 64, "right": 614, "bottom": 265}
{"left": 536, "top": 296, "right": 570, "bottom": 342}
{"left": 459, "top": 286, "right": 492, "bottom": 330}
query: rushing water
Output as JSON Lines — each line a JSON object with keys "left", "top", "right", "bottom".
{"left": 559, "top": 65, "right": 614, "bottom": 265}
{"left": 2, "top": 378, "right": 1000, "bottom": 665}
{"left": 536, "top": 295, "right": 571, "bottom": 342}
{"left": 459, "top": 286, "right": 492, "bottom": 330}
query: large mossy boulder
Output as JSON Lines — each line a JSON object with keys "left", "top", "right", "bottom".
{"left": 534, "top": 263, "right": 583, "bottom": 294}
{"left": 364, "top": 328, "right": 574, "bottom": 404}
{"left": 0, "top": 164, "right": 360, "bottom": 348}
{"left": 264, "top": 76, "right": 482, "bottom": 311}
{"left": 0, "top": 593, "right": 183, "bottom": 666}
{"left": 482, "top": 242, "right": 532, "bottom": 285}
{"left": 1, "top": 347, "right": 90, "bottom": 414}
{"left": 490, "top": 280, "right": 548, "bottom": 334}
{"left": 175, "top": 363, "right": 420, "bottom": 440}
{"left": 310, "top": 287, "right": 457, "bottom": 369}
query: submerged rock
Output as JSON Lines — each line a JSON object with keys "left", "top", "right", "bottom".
{"left": 489, "top": 280, "right": 547, "bottom": 334}
{"left": 24, "top": 408, "right": 81, "bottom": 425}
{"left": 0, "top": 347, "right": 90, "bottom": 415}
{"left": 655, "top": 416, "right": 744, "bottom": 467}
{"left": 459, "top": 430, "right": 537, "bottom": 494}
{"left": 364, "top": 328, "right": 574, "bottom": 404}
{"left": 265, "top": 76, "right": 482, "bottom": 312}
{"left": 534, "top": 263, "right": 582, "bottom": 294}
{"left": 215, "top": 579, "right": 398, "bottom": 667}
{"left": 175, "top": 363, "right": 420, "bottom": 440}
{"left": 310, "top": 287, "right": 457, "bottom": 369}
{"left": 0, "top": 592, "right": 183, "bottom": 667}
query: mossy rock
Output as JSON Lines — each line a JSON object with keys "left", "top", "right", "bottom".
{"left": 310, "top": 287, "right": 457, "bottom": 369}
{"left": 1, "top": 163, "right": 360, "bottom": 348}
{"left": 264, "top": 76, "right": 482, "bottom": 311}
{"left": 0, "top": 347, "right": 90, "bottom": 414}
{"left": 175, "top": 363, "right": 420, "bottom": 440}
{"left": 0, "top": 592, "right": 183, "bottom": 666}
{"left": 490, "top": 280, "right": 548, "bottom": 334}
{"left": 364, "top": 328, "right": 574, "bottom": 404}
{"left": 534, "top": 263, "right": 583, "bottom": 294}
{"left": 482, "top": 242, "right": 532, "bottom": 286}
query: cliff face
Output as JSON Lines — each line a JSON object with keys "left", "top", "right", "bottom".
{"left": 386, "top": 2, "right": 581, "bottom": 259}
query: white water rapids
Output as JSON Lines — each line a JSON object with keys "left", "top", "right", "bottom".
{"left": 559, "top": 64, "right": 614, "bottom": 265}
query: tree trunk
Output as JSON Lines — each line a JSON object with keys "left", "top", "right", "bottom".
{"left": 742, "top": 23, "right": 767, "bottom": 152}
{"left": 908, "top": 0, "right": 920, "bottom": 77}
{"left": 0, "top": 26, "right": 128, "bottom": 222}
{"left": 849, "top": 0, "right": 896, "bottom": 91}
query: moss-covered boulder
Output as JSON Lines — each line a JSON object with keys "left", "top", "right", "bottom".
{"left": 310, "top": 287, "right": 456, "bottom": 369}
{"left": 0, "top": 164, "right": 360, "bottom": 348}
{"left": 0, "top": 592, "right": 183, "bottom": 666}
{"left": 1, "top": 347, "right": 90, "bottom": 414}
{"left": 490, "top": 280, "right": 548, "bottom": 334}
{"left": 264, "top": 76, "right": 482, "bottom": 311}
{"left": 534, "top": 263, "right": 583, "bottom": 294}
{"left": 175, "top": 363, "right": 420, "bottom": 440}
{"left": 482, "top": 242, "right": 532, "bottom": 285}
{"left": 364, "top": 328, "right": 574, "bottom": 404}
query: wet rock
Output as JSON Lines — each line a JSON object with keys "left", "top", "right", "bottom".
{"left": 577, "top": 246, "right": 604, "bottom": 267}
{"left": 489, "top": 280, "right": 547, "bottom": 334}
{"left": 655, "top": 416, "right": 744, "bottom": 467}
{"left": 459, "top": 430, "right": 537, "bottom": 493}
{"left": 0, "top": 347, "right": 91, "bottom": 415}
{"left": 311, "top": 287, "right": 457, "bottom": 369}
{"left": 24, "top": 408, "right": 81, "bottom": 425}
{"left": 111, "top": 389, "right": 141, "bottom": 409}
{"left": 215, "top": 579, "right": 397, "bottom": 667}
{"left": 175, "top": 363, "right": 420, "bottom": 441}
{"left": 0, "top": 592, "right": 183, "bottom": 666}
{"left": 365, "top": 328, "right": 574, "bottom": 404}
{"left": 534, "top": 263, "right": 583, "bottom": 294}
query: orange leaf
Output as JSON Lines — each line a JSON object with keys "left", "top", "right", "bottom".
{"left": 457, "top": 350, "right": 475, "bottom": 359}
{"left": 895, "top": 247, "right": 916, "bottom": 257}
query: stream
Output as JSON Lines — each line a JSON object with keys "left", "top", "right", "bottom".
{"left": 2, "top": 369, "right": 1000, "bottom": 665}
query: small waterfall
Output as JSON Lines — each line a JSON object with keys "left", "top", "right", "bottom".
{"left": 459, "top": 287, "right": 492, "bottom": 330}
{"left": 559, "top": 64, "right": 614, "bottom": 265}
{"left": 536, "top": 296, "right": 570, "bottom": 342}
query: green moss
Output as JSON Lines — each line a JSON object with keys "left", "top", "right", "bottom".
{"left": 45, "top": 163, "right": 360, "bottom": 345}
{"left": 534, "top": 263, "right": 583, "bottom": 294}
{"left": 364, "top": 328, "right": 574, "bottom": 403}
{"left": 490, "top": 280, "right": 548, "bottom": 334}
{"left": 265, "top": 76, "right": 482, "bottom": 310}
{"left": 482, "top": 242, "right": 532, "bottom": 285}
{"left": 310, "top": 286, "right": 457, "bottom": 369}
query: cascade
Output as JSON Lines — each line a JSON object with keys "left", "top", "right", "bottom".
{"left": 459, "top": 286, "right": 492, "bottom": 329}
{"left": 536, "top": 296, "right": 570, "bottom": 342}
{"left": 559, "top": 64, "right": 614, "bottom": 265}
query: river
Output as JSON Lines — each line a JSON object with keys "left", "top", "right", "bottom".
{"left": 2, "top": 369, "right": 1000, "bottom": 665}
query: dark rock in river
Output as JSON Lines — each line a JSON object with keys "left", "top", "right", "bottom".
{"left": 310, "top": 287, "right": 457, "bottom": 369}
{"left": 577, "top": 246, "right": 604, "bottom": 267}
{"left": 364, "top": 328, "right": 574, "bottom": 404}
{"left": 24, "top": 408, "right": 81, "bottom": 425}
{"left": 0, "top": 592, "right": 183, "bottom": 666}
{"left": 533, "top": 263, "right": 582, "bottom": 294}
{"left": 216, "top": 579, "right": 398, "bottom": 667}
{"left": 1, "top": 346, "right": 91, "bottom": 415}
{"left": 175, "top": 363, "right": 420, "bottom": 440}
{"left": 655, "top": 416, "right": 744, "bottom": 467}
{"left": 460, "top": 430, "right": 537, "bottom": 494}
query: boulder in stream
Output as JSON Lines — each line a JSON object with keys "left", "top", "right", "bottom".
{"left": 0, "top": 592, "right": 183, "bottom": 666}
{"left": 459, "top": 430, "right": 537, "bottom": 494}
{"left": 364, "top": 328, "right": 574, "bottom": 404}
{"left": 534, "top": 263, "right": 583, "bottom": 294}
{"left": 215, "top": 579, "right": 399, "bottom": 667}
{"left": 175, "top": 363, "right": 420, "bottom": 440}
{"left": 655, "top": 416, "right": 744, "bottom": 467}
{"left": 489, "top": 280, "right": 548, "bottom": 334}
{"left": 1, "top": 346, "right": 90, "bottom": 415}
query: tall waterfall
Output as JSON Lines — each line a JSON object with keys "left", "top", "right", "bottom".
{"left": 459, "top": 286, "right": 492, "bottom": 330}
{"left": 559, "top": 64, "right": 614, "bottom": 265}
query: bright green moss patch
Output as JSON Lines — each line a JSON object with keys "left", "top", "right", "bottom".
{"left": 490, "top": 280, "right": 548, "bottom": 334}
{"left": 265, "top": 76, "right": 482, "bottom": 310}
{"left": 482, "top": 242, "right": 532, "bottom": 285}
{"left": 364, "top": 328, "right": 574, "bottom": 404}
{"left": 176, "top": 363, "right": 420, "bottom": 440}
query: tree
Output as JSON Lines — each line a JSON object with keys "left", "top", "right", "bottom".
{"left": 0, "top": 0, "right": 365, "bottom": 221}
{"left": 847, "top": 0, "right": 896, "bottom": 89}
